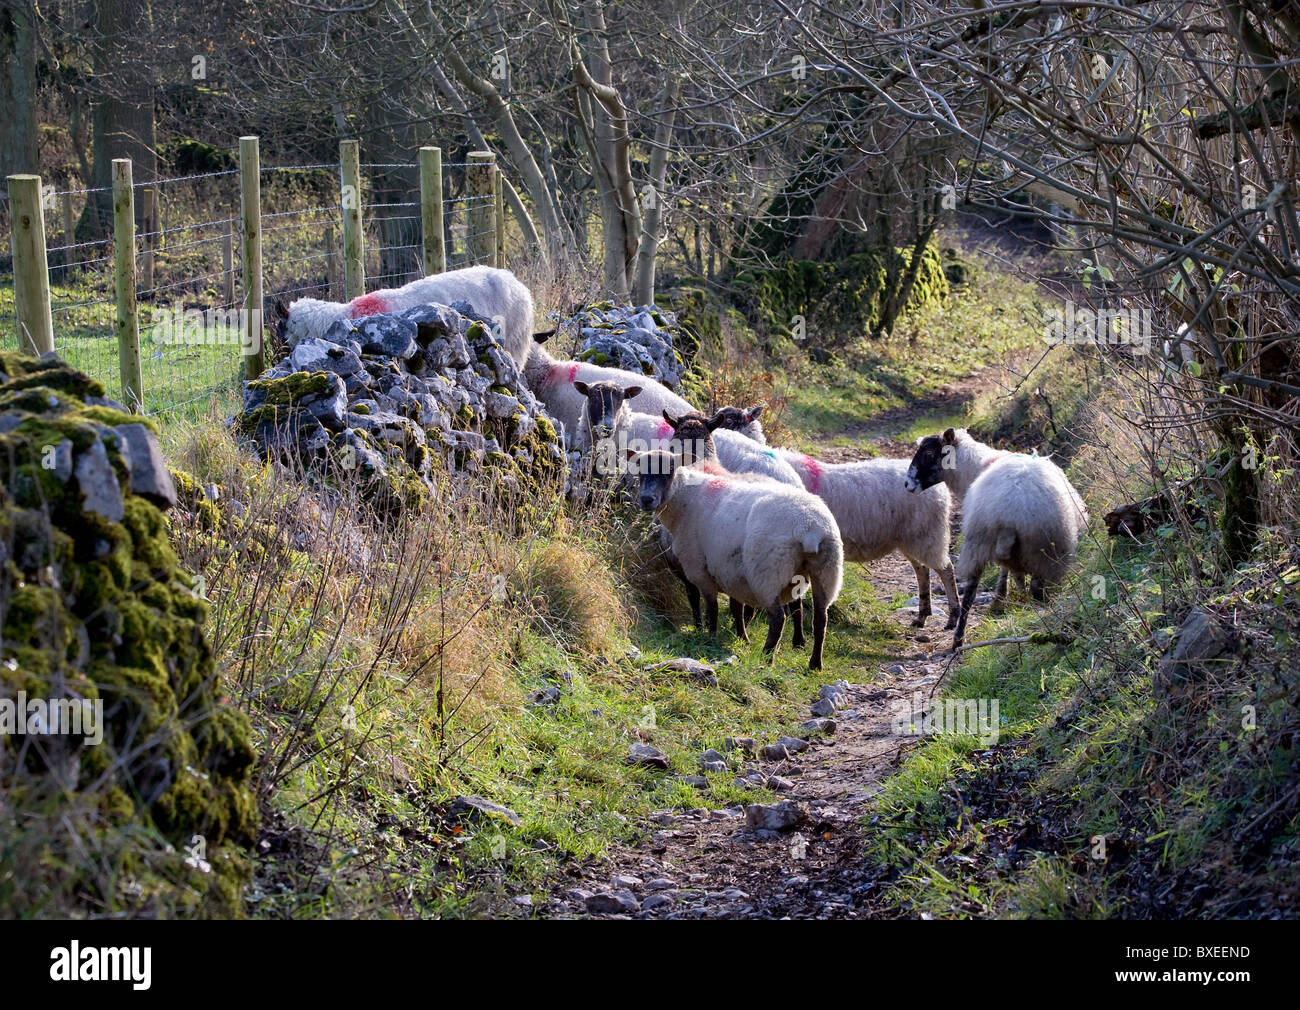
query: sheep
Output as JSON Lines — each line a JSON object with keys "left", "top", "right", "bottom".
{"left": 905, "top": 427, "right": 1089, "bottom": 649}
{"left": 626, "top": 416, "right": 843, "bottom": 670}
{"left": 524, "top": 331, "right": 696, "bottom": 447}
{"left": 771, "top": 448, "right": 960, "bottom": 630}
{"left": 274, "top": 265, "right": 538, "bottom": 368}
{"left": 572, "top": 382, "right": 799, "bottom": 487}
{"left": 707, "top": 404, "right": 767, "bottom": 444}
{"left": 569, "top": 382, "right": 800, "bottom": 629}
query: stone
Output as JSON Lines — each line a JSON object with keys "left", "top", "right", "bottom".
{"left": 777, "top": 736, "right": 810, "bottom": 754}
{"left": 626, "top": 743, "right": 670, "bottom": 770}
{"left": 724, "top": 736, "right": 757, "bottom": 754}
{"left": 802, "top": 718, "right": 836, "bottom": 735}
{"left": 761, "top": 743, "right": 790, "bottom": 762}
{"left": 586, "top": 890, "right": 639, "bottom": 915}
{"left": 646, "top": 657, "right": 718, "bottom": 686}
{"left": 115, "top": 423, "right": 177, "bottom": 509}
{"left": 611, "top": 875, "right": 643, "bottom": 890}
{"left": 74, "top": 438, "right": 124, "bottom": 522}
{"left": 744, "top": 801, "right": 808, "bottom": 833}
{"left": 766, "top": 775, "right": 795, "bottom": 792}
{"left": 448, "top": 795, "right": 521, "bottom": 826}
{"left": 641, "top": 894, "right": 673, "bottom": 911}
{"left": 1156, "top": 608, "right": 1236, "bottom": 694}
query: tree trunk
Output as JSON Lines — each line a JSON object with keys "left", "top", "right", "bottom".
{"left": 632, "top": 77, "right": 681, "bottom": 305}
{"left": 81, "top": 0, "right": 157, "bottom": 240}
{"left": 0, "top": 0, "right": 39, "bottom": 184}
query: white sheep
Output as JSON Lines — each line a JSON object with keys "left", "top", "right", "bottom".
{"left": 275, "top": 265, "right": 537, "bottom": 368}
{"left": 524, "top": 333, "right": 695, "bottom": 448}
{"left": 774, "top": 448, "right": 959, "bottom": 630}
{"left": 627, "top": 427, "right": 843, "bottom": 670}
{"left": 905, "top": 427, "right": 1089, "bottom": 648}
{"left": 572, "top": 382, "right": 799, "bottom": 487}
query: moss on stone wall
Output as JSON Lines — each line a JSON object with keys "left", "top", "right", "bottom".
{"left": 730, "top": 244, "right": 949, "bottom": 345}
{"left": 0, "top": 352, "right": 256, "bottom": 917}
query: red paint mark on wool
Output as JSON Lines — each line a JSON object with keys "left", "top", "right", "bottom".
{"left": 349, "top": 293, "right": 390, "bottom": 318}
{"left": 800, "top": 454, "right": 823, "bottom": 494}
{"left": 567, "top": 363, "right": 580, "bottom": 383}
{"left": 656, "top": 419, "right": 674, "bottom": 440}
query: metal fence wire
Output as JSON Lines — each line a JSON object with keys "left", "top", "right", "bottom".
{"left": 1, "top": 146, "right": 502, "bottom": 422}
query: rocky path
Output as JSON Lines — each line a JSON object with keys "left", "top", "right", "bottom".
{"left": 542, "top": 540, "right": 959, "bottom": 920}
{"left": 538, "top": 383, "right": 1002, "bottom": 919}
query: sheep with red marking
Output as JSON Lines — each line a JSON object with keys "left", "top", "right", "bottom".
{"left": 276, "top": 265, "right": 537, "bottom": 368}
{"left": 523, "top": 332, "right": 695, "bottom": 448}
{"left": 627, "top": 413, "right": 843, "bottom": 670}
{"left": 572, "top": 381, "right": 798, "bottom": 486}
{"left": 772, "top": 448, "right": 960, "bottom": 630}
{"left": 905, "top": 427, "right": 1089, "bottom": 649}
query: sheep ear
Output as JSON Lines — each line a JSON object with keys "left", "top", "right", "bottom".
{"left": 706, "top": 411, "right": 724, "bottom": 431}
{"left": 623, "top": 449, "right": 639, "bottom": 464}
{"left": 943, "top": 428, "right": 957, "bottom": 445}
{"left": 623, "top": 386, "right": 642, "bottom": 400}
{"left": 532, "top": 330, "right": 553, "bottom": 344}
{"left": 663, "top": 411, "right": 678, "bottom": 427}
{"left": 746, "top": 405, "right": 764, "bottom": 421}
{"left": 574, "top": 380, "right": 589, "bottom": 395}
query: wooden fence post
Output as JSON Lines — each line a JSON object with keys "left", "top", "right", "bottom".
{"left": 112, "top": 159, "right": 143, "bottom": 411}
{"left": 7, "top": 174, "right": 54, "bottom": 356}
{"left": 419, "top": 146, "right": 445, "bottom": 275}
{"left": 239, "top": 136, "right": 265, "bottom": 379}
{"left": 340, "top": 138, "right": 365, "bottom": 299}
{"left": 60, "top": 189, "right": 76, "bottom": 279}
{"left": 467, "top": 151, "right": 496, "bottom": 267}
{"left": 140, "top": 184, "right": 156, "bottom": 294}
{"left": 494, "top": 164, "right": 505, "bottom": 268}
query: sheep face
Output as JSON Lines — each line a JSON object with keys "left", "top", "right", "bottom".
{"left": 709, "top": 404, "right": 763, "bottom": 433}
{"left": 663, "top": 411, "right": 720, "bottom": 465}
{"left": 625, "top": 449, "right": 678, "bottom": 511}
{"left": 575, "top": 380, "right": 642, "bottom": 441}
{"left": 905, "top": 429, "right": 957, "bottom": 493}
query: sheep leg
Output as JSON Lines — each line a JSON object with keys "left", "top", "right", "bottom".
{"left": 990, "top": 567, "right": 1010, "bottom": 614}
{"left": 730, "top": 599, "right": 749, "bottom": 642}
{"left": 951, "top": 568, "right": 983, "bottom": 651}
{"left": 789, "top": 599, "right": 807, "bottom": 648}
{"left": 1030, "top": 575, "right": 1047, "bottom": 602}
{"left": 938, "top": 561, "right": 960, "bottom": 630}
{"left": 761, "top": 605, "right": 786, "bottom": 661}
{"left": 911, "top": 562, "right": 932, "bottom": 627}
{"left": 743, "top": 605, "right": 755, "bottom": 623}
{"left": 809, "top": 586, "right": 830, "bottom": 671}
{"left": 1014, "top": 572, "right": 1027, "bottom": 597}
{"left": 705, "top": 594, "right": 720, "bottom": 637}
{"left": 677, "top": 575, "right": 703, "bottom": 630}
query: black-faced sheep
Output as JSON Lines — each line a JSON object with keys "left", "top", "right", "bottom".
{"left": 274, "top": 265, "right": 537, "bottom": 368}
{"left": 627, "top": 424, "right": 843, "bottom": 670}
{"left": 524, "top": 333, "right": 695, "bottom": 447}
{"left": 905, "top": 427, "right": 1089, "bottom": 648}
{"left": 774, "top": 448, "right": 960, "bottom": 630}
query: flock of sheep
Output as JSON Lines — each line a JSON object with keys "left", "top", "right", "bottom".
{"left": 283, "top": 266, "right": 1090, "bottom": 669}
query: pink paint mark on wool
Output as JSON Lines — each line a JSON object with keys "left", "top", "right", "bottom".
{"left": 800, "top": 454, "right": 823, "bottom": 494}
{"left": 656, "top": 419, "right": 674, "bottom": 440}
{"left": 567, "top": 363, "right": 580, "bottom": 384}
{"left": 349, "top": 293, "right": 390, "bottom": 318}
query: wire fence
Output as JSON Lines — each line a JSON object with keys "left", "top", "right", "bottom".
{"left": 1, "top": 147, "right": 503, "bottom": 421}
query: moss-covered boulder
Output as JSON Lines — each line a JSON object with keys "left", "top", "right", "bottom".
{"left": 0, "top": 352, "right": 256, "bottom": 915}
{"left": 730, "top": 244, "right": 950, "bottom": 346}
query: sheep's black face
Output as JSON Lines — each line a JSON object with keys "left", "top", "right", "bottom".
{"left": 709, "top": 405, "right": 760, "bottom": 433}
{"left": 664, "top": 411, "right": 717, "bottom": 465}
{"left": 627, "top": 450, "right": 676, "bottom": 510}
{"left": 577, "top": 380, "right": 641, "bottom": 441}
{"left": 906, "top": 434, "right": 948, "bottom": 493}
